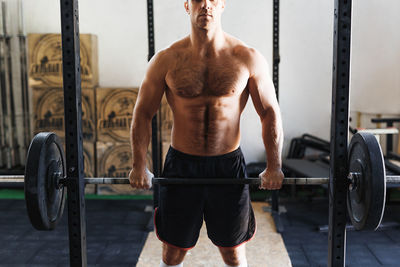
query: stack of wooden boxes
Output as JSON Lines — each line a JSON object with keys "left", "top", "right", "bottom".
{"left": 96, "top": 87, "right": 152, "bottom": 194}
{"left": 28, "top": 33, "right": 98, "bottom": 180}
{"left": 28, "top": 33, "right": 173, "bottom": 195}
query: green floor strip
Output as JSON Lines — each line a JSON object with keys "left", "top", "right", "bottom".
{"left": 0, "top": 189, "right": 153, "bottom": 200}
{"left": 84, "top": 194, "right": 153, "bottom": 200}
{"left": 0, "top": 189, "right": 24, "bottom": 199}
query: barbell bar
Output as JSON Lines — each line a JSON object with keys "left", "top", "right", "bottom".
{"left": 6, "top": 131, "right": 396, "bottom": 232}
{"left": 3, "top": 175, "right": 400, "bottom": 185}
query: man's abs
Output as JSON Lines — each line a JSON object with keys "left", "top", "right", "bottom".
{"left": 167, "top": 93, "right": 248, "bottom": 156}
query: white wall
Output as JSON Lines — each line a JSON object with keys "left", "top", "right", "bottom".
{"left": 21, "top": 0, "right": 400, "bottom": 163}
{"left": 280, "top": 0, "right": 334, "bottom": 157}
{"left": 351, "top": 0, "right": 400, "bottom": 115}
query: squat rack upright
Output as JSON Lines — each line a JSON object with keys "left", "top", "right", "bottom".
{"left": 58, "top": 0, "right": 352, "bottom": 266}
{"left": 272, "top": 1, "right": 352, "bottom": 266}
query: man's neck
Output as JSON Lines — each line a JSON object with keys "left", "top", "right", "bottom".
{"left": 190, "top": 25, "right": 225, "bottom": 56}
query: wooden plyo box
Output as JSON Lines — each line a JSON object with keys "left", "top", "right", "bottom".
{"left": 32, "top": 87, "right": 96, "bottom": 142}
{"left": 96, "top": 87, "right": 138, "bottom": 143}
{"left": 96, "top": 141, "right": 153, "bottom": 195}
{"left": 59, "top": 140, "right": 96, "bottom": 178}
{"left": 28, "top": 33, "right": 99, "bottom": 88}
{"left": 96, "top": 142, "right": 153, "bottom": 177}
{"left": 96, "top": 88, "right": 174, "bottom": 145}
{"left": 82, "top": 141, "right": 96, "bottom": 178}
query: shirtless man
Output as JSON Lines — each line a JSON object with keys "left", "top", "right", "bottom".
{"left": 129, "top": 0, "right": 284, "bottom": 266}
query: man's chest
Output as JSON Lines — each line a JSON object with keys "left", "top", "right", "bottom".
{"left": 166, "top": 57, "right": 249, "bottom": 98}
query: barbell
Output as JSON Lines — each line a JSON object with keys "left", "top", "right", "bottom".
{"left": 1, "top": 131, "right": 398, "bottom": 232}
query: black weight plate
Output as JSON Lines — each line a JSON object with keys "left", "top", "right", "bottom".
{"left": 347, "top": 132, "right": 386, "bottom": 231}
{"left": 24, "top": 132, "right": 66, "bottom": 230}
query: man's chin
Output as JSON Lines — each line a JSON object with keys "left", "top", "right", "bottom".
{"left": 196, "top": 22, "right": 214, "bottom": 30}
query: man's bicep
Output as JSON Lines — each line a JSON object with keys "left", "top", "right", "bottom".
{"left": 133, "top": 53, "right": 167, "bottom": 120}
{"left": 248, "top": 53, "right": 278, "bottom": 117}
{"left": 134, "top": 79, "right": 165, "bottom": 119}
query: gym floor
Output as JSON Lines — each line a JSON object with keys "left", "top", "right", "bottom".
{"left": 280, "top": 198, "right": 400, "bottom": 266}
{"left": 0, "top": 196, "right": 153, "bottom": 266}
{"left": 1, "top": 191, "right": 400, "bottom": 266}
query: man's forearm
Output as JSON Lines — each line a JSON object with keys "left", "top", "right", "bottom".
{"left": 261, "top": 107, "right": 283, "bottom": 169}
{"left": 130, "top": 114, "right": 152, "bottom": 171}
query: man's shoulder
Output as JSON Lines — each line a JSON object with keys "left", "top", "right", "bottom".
{"left": 225, "top": 34, "right": 262, "bottom": 62}
{"left": 156, "top": 36, "right": 190, "bottom": 59}
{"left": 169, "top": 35, "right": 191, "bottom": 50}
{"left": 225, "top": 34, "right": 269, "bottom": 76}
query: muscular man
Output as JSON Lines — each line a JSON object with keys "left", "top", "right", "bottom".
{"left": 129, "top": 0, "right": 284, "bottom": 266}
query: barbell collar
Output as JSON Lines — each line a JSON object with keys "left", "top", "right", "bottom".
{"left": 0, "top": 176, "right": 26, "bottom": 183}
{"left": 386, "top": 175, "right": 400, "bottom": 184}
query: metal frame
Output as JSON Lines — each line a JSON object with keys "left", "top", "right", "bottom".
{"left": 269, "top": 0, "right": 353, "bottom": 264}
{"left": 270, "top": 0, "right": 282, "bottom": 232}
{"left": 0, "top": 1, "right": 20, "bottom": 169}
{"left": 147, "top": 0, "right": 162, "bottom": 177}
{"left": 57, "top": 0, "right": 354, "bottom": 265}
{"left": 328, "top": 0, "right": 352, "bottom": 265}
{"left": 17, "top": 0, "right": 31, "bottom": 163}
{"left": 59, "top": 1, "right": 161, "bottom": 265}
{"left": 59, "top": 0, "right": 87, "bottom": 266}
{"left": 272, "top": 0, "right": 280, "bottom": 97}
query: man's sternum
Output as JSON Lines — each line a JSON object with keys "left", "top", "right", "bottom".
{"left": 203, "top": 104, "right": 210, "bottom": 150}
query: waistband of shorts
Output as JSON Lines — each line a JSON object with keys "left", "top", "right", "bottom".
{"left": 167, "top": 146, "right": 243, "bottom": 161}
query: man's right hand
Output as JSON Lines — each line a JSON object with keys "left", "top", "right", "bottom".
{"left": 129, "top": 168, "right": 154, "bottom": 189}
{"left": 259, "top": 168, "right": 284, "bottom": 190}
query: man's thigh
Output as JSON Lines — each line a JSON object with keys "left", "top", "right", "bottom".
{"left": 155, "top": 185, "right": 205, "bottom": 249}
{"left": 204, "top": 184, "right": 256, "bottom": 248}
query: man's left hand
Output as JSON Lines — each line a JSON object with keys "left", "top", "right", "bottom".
{"left": 259, "top": 168, "right": 284, "bottom": 190}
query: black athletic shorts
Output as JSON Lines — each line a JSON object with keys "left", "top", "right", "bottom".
{"left": 154, "top": 146, "right": 256, "bottom": 250}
